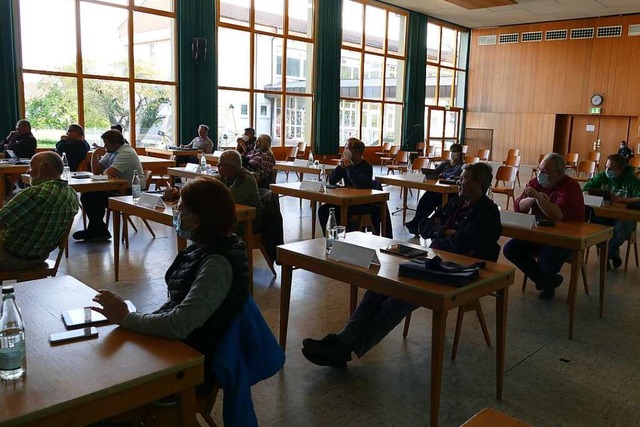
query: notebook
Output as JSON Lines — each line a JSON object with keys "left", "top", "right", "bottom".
{"left": 62, "top": 300, "right": 136, "bottom": 329}
{"left": 588, "top": 188, "right": 612, "bottom": 202}
{"left": 6, "top": 150, "right": 30, "bottom": 165}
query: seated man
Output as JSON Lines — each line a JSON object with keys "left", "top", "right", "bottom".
{"left": 405, "top": 143, "right": 464, "bottom": 235}
{"left": 583, "top": 153, "right": 640, "bottom": 269}
{"left": 216, "top": 150, "right": 263, "bottom": 230}
{"left": 236, "top": 127, "right": 257, "bottom": 156}
{"left": 55, "top": 124, "right": 90, "bottom": 171}
{"left": 503, "top": 152, "right": 584, "bottom": 300}
{"left": 618, "top": 140, "right": 634, "bottom": 162}
{"left": 0, "top": 119, "right": 37, "bottom": 159}
{"left": 178, "top": 124, "right": 214, "bottom": 164}
{"left": 0, "top": 152, "right": 78, "bottom": 269}
{"left": 302, "top": 163, "right": 501, "bottom": 368}
{"left": 245, "top": 134, "right": 276, "bottom": 189}
{"left": 73, "top": 130, "right": 145, "bottom": 242}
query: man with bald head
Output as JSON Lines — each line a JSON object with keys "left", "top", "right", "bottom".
{"left": 0, "top": 152, "right": 78, "bottom": 269}
{"left": 215, "top": 150, "right": 262, "bottom": 210}
{"left": 503, "top": 152, "right": 584, "bottom": 300}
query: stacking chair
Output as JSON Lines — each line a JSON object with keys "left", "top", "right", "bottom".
{"left": 379, "top": 145, "right": 399, "bottom": 171}
{"left": 624, "top": 228, "right": 639, "bottom": 272}
{"left": 375, "top": 142, "right": 392, "bottom": 158}
{"left": 386, "top": 150, "right": 410, "bottom": 174}
{"left": 565, "top": 152, "right": 579, "bottom": 175}
{"left": 461, "top": 145, "right": 469, "bottom": 154}
{"left": 119, "top": 170, "right": 156, "bottom": 248}
{"left": 281, "top": 146, "right": 298, "bottom": 181}
{"left": 411, "top": 157, "right": 430, "bottom": 172}
{"left": 522, "top": 258, "right": 590, "bottom": 297}
{"left": 503, "top": 155, "right": 522, "bottom": 187}
{"left": 491, "top": 166, "right": 517, "bottom": 210}
{"left": 425, "top": 145, "right": 437, "bottom": 159}
{"left": 587, "top": 151, "right": 601, "bottom": 171}
{"left": 441, "top": 150, "right": 452, "bottom": 161}
{"left": 415, "top": 141, "right": 426, "bottom": 157}
{"left": 477, "top": 149, "right": 490, "bottom": 162}
{"left": 295, "top": 141, "right": 307, "bottom": 159}
{"left": 575, "top": 160, "right": 596, "bottom": 179}
{"left": 507, "top": 148, "right": 520, "bottom": 158}
{"left": 464, "top": 156, "right": 480, "bottom": 164}
{"left": 629, "top": 157, "right": 640, "bottom": 175}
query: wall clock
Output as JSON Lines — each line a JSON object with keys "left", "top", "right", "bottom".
{"left": 591, "top": 94, "right": 603, "bottom": 106}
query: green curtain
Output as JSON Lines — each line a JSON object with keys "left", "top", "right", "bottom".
{"left": 312, "top": 0, "right": 342, "bottom": 155}
{"left": 177, "top": 1, "right": 217, "bottom": 148}
{"left": 401, "top": 12, "right": 427, "bottom": 152}
{"left": 0, "top": 0, "right": 20, "bottom": 133}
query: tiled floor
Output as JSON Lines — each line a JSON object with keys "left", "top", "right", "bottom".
{"left": 54, "top": 163, "right": 640, "bottom": 426}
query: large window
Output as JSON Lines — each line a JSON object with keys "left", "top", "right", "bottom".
{"left": 340, "top": 0, "right": 407, "bottom": 146}
{"left": 425, "top": 21, "right": 468, "bottom": 155}
{"left": 217, "top": 0, "right": 314, "bottom": 147}
{"left": 18, "top": 0, "right": 176, "bottom": 148}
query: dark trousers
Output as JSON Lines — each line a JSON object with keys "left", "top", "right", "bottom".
{"left": 407, "top": 192, "right": 458, "bottom": 227}
{"left": 503, "top": 239, "right": 570, "bottom": 285}
{"left": 318, "top": 203, "right": 381, "bottom": 236}
{"left": 591, "top": 217, "right": 635, "bottom": 258}
{"left": 81, "top": 190, "right": 130, "bottom": 234}
{"left": 176, "top": 155, "right": 198, "bottom": 166}
{"left": 337, "top": 290, "right": 417, "bottom": 358}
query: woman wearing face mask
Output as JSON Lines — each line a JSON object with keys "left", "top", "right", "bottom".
{"left": 405, "top": 143, "right": 465, "bottom": 235}
{"left": 91, "top": 177, "right": 249, "bottom": 395}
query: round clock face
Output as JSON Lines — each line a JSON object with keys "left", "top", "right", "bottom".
{"left": 591, "top": 94, "right": 603, "bottom": 106}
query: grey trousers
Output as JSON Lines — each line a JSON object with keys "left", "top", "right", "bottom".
{"left": 0, "top": 239, "right": 47, "bottom": 271}
{"left": 337, "top": 290, "right": 418, "bottom": 358}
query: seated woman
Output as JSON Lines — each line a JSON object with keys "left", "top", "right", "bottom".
{"left": 245, "top": 134, "right": 276, "bottom": 188}
{"left": 405, "top": 143, "right": 464, "bottom": 235}
{"left": 91, "top": 177, "right": 249, "bottom": 395}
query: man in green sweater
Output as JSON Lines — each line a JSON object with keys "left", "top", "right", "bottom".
{"left": 583, "top": 153, "right": 640, "bottom": 269}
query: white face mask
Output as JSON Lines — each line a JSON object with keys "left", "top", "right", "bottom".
{"left": 242, "top": 135, "right": 249, "bottom": 142}
{"left": 343, "top": 148, "right": 353, "bottom": 160}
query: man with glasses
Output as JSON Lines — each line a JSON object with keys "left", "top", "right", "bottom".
{"left": 0, "top": 119, "right": 37, "bottom": 159}
{"left": 503, "top": 152, "right": 584, "bottom": 300}
{"left": 55, "top": 124, "right": 90, "bottom": 171}
{"left": 582, "top": 153, "right": 640, "bottom": 269}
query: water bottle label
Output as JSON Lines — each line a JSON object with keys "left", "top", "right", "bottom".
{"left": 0, "top": 340, "right": 25, "bottom": 370}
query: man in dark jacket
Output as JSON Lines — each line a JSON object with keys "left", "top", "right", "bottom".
{"left": 0, "top": 119, "right": 37, "bottom": 159}
{"left": 54, "top": 124, "right": 90, "bottom": 171}
{"left": 301, "top": 162, "right": 502, "bottom": 368}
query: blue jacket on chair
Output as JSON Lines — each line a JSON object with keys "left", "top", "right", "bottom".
{"left": 211, "top": 296, "right": 285, "bottom": 426}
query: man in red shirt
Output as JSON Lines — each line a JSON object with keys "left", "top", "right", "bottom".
{"left": 503, "top": 152, "right": 584, "bottom": 300}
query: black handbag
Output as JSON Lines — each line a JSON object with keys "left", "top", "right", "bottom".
{"left": 398, "top": 255, "right": 485, "bottom": 287}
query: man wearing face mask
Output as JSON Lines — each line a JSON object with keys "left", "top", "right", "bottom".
{"left": 582, "top": 154, "right": 640, "bottom": 269}
{"left": 618, "top": 141, "right": 634, "bottom": 162}
{"left": 503, "top": 152, "right": 584, "bottom": 300}
{"left": 73, "top": 130, "right": 145, "bottom": 242}
{"left": 236, "top": 127, "right": 257, "bottom": 156}
{"left": 405, "top": 143, "right": 464, "bottom": 235}
{"left": 0, "top": 152, "right": 78, "bottom": 269}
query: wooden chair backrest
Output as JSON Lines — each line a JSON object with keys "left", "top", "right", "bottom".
{"left": 143, "top": 170, "right": 153, "bottom": 190}
{"left": 495, "top": 166, "right": 517, "bottom": 185}
{"left": 381, "top": 142, "right": 392, "bottom": 152}
{"left": 461, "top": 145, "right": 469, "bottom": 154}
{"left": 411, "top": 157, "right": 429, "bottom": 171}
{"left": 504, "top": 155, "right": 521, "bottom": 167}
{"left": 415, "top": 142, "right": 426, "bottom": 156}
{"left": 478, "top": 149, "right": 490, "bottom": 161}
{"left": 464, "top": 156, "right": 479, "bottom": 164}
{"left": 441, "top": 150, "right": 452, "bottom": 161}
{"left": 577, "top": 160, "right": 596, "bottom": 176}
{"left": 285, "top": 146, "right": 298, "bottom": 161}
{"left": 394, "top": 150, "right": 409, "bottom": 164}
{"left": 629, "top": 157, "right": 640, "bottom": 168}
{"left": 507, "top": 148, "right": 520, "bottom": 158}
{"left": 565, "top": 152, "right": 579, "bottom": 165}
{"left": 587, "top": 151, "right": 601, "bottom": 162}
{"left": 296, "top": 141, "right": 306, "bottom": 153}
{"left": 388, "top": 145, "right": 399, "bottom": 157}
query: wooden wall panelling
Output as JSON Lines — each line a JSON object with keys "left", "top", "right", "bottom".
{"left": 569, "top": 115, "right": 600, "bottom": 162}
{"left": 598, "top": 116, "right": 630, "bottom": 157}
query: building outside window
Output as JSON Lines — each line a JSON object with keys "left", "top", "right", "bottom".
{"left": 17, "top": 0, "right": 176, "bottom": 148}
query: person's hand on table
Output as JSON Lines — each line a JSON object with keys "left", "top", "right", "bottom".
{"left": 91, "top": 289, "right": 129, "bottom": 324}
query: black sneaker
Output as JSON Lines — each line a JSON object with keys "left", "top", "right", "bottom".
{"left": 405, "top": 221, "right": 419, "bottom": 236}
{"left": 538, "top": 287, "right": 556, "bottom": 301}
{"left": 535, "top": 274, "right": 563, "bottom": 291}
{"left": 301, "top": 334, "right": 352, "bottom": 368}
{"left": 72, "top": 230, "right": 86, "bottom": 241}
{"left": 74, "top": 230, "right": 111, "bottom": 242}
{"left": 612, "top": 255, "right": 622, "bottom": 270}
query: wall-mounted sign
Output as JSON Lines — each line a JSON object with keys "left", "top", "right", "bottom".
{"left": 585, "top": 124, "right": 595, "bottom": 132}
{"left": 590, "top": 107, "right": 602, "bottom": 115}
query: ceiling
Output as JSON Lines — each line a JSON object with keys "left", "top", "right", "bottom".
{"left": 385, "top": 0, "right": 640, "bottom": 29}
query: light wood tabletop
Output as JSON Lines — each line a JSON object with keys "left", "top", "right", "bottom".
{"left": 270, "top": 182, "right": 390, "bottom": 238}
{"left": 277, "top": 232, "right": 515, "bottom": 427}
{"left": 592, "top": 202, "right": 640, "bottom": 223}
{"left": 108, "top": 196, "right": 256, "bottom": 289}
{"left": 375, "top": 174, "right": 459, "bottom": 223}
{"left": 145, "top": 147, "right": 201, "bottom": 160}
{"left": 502, "top": 220, "right": 613, "bottom": 339}
{"left": 0, "top": 163, "right": 30, "bottom": 208}
{"left": 0, "top": 275, "right": 203, "bottom": 427}
{"left": 274, "top": 161, "right": 337, "bottom": 176}
{"left": 20, "top": 172, "right": 129, "bottom": 195}
{"left": 138, "top": 155, "right": 176, "bottom": 174}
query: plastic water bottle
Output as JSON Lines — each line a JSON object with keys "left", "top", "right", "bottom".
{"left": 308, "top": 151, "right": 314, "bottom": 167}
{"left": 132, "top": 170, "right": 141, "bottom": 203}
{"left": 0, "top": 286, "right": 26, "bottom": 381}
{"left": 319, "top": 165, "right": 327, "bottom": 193}
{"left": 325, "top": 208, "right": 338, "bottom": 253}
{"left": 61, "top": 153, "right": 70, "bottom": 179}
{"left": 200, "top": 154, "right": 207, "bottom": 173}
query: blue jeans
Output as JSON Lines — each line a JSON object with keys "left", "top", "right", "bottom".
{"left": 337, "top": 291, "right": 417, "bottom": 358}
{"left": 503, "top": 239, "right": 570, "bottom": 286}
{"left": 592, "top": 217, "right": 635, "bottom": 258}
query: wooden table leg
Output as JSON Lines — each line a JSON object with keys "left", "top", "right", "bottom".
{"left": 496, "top": 285, "right": 509, "bottom": 399}
{"left": 340, "top": 204, "right": 348, "bottom": 229}
{"left": 179, "top": 387, "right": 197, "bottom": 427}
{"left": 114, "top": 210, "right": 121, "bottom": 281}
{"left": 311, "top": 201, "right": 317, "bottom": 238}
{"left": 568, "top": 250, "right": 582, "bottom": 340}
{"left": 279, "top": 264, "right": 293, "bottom": 350}
{"left": 430, "top": 310, "right": 447, "bottom": 427}
{"left": 599, "top": 242, "right": 608, "bottom": 318}
{"left": 402, "top": 187, "right": 408, "bottom": 224}
{"left": 380, "top": 201, "right": 388, "bottom": 237}
{"left": 441, "top": 192, "right": 449, "bottom": 206}
{"left": 350, "top": 285, "right": 358, "bottom": 314}
{"left": 244, "top": 218, "right": 254, "bottom": 294}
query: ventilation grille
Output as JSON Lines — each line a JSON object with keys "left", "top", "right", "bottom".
{"left": 597, "top": 25, "right": 622, "bottom": 38}
{"left": 630, "top": 24, "right": 640, "bottom": 36}
{"left": 522, "top": 31, "right": 542, "bottom": 42}
{"left": 478, "top": 34, "right": 497, "bottom": 45}
{"left": 546, "top": 29, "right": 567, "bottom": 40}
{"left": 499, "top": 33, "right": 519, "bottom": 44}
{"left": 570, "top": 28, "right": 594, "bottom": 39}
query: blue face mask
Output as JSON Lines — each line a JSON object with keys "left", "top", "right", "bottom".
{"left": 605, "top": 169, "right": 616, "bottom": 179}
{"left": 537, "top": 171, "right": 550, "bottom": 187}
{"left": 172, "top": 210, "right": 192, "bottom": 240}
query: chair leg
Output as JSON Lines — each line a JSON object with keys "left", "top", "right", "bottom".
{"left": 521, "top": 275, "right": 528, "bottom": 292}
{"left": 122, "top": 215, "right": 130, "bottom": 249}
{"left": 581, "top": 264, "right": 589, "bottom": 295}
{"left": 127, "top": 216, "right": 139, "bottom": 233}
{"left": 141, "top": 219, "right": 156, "bottom": 238}
{"left": 402, "top": 313, "right": 411, "bottom": 338}
{"left": 259, "top": 245, "right": 277, "bottom": 276}
{"left": 451, "top": 306, "right": 465, "bottom": 361}
{"left": 634, "top": 239, "right": 639, "bottom": 267}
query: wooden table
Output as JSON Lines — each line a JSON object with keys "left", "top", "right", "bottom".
{"left": 145, "top": 147, "right": 201, "bottom": 160}
{"left": 167, "top": 166, "right": 218, "bottom": 184}
{"left": 502, "top": 221, "right": 612, "bottom": 339}
{"left": 0, "top": 275, "right": 203, "bottom": 427}
{"left": 21, "top": 172, "right": 128, "bottom": 195}
{"left": 138, "top": 155, "right": 175, "bottom": 174}
{"left": 273, "top": 161, "right": 337, "bottom": 180}
{"left": 592, "top": 202, "right": 640, "bottom": 222}
{"left": 270, "top": 182, "right": 390, "bottom": 238}
{"left": 375, "top": 174, "right": 459, "bottom": 223}
{"left": 277, "top": 232, "right": 515, "bottom": 427}
{"left": 108, "top": 196, "right": 256, "bottom": 288}
{"left": 0, "top": 163, "right": 30, "bottom": 207}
